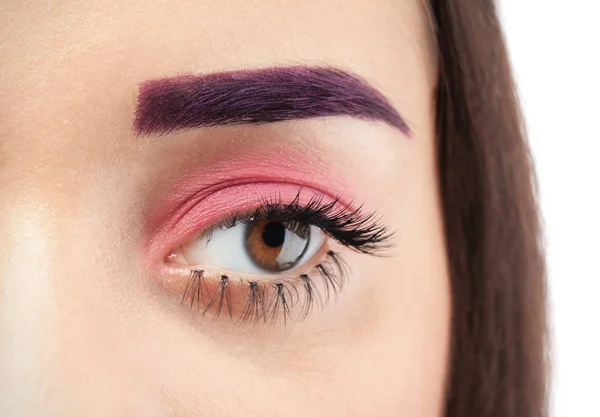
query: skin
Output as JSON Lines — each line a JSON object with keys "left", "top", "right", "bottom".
{"left": 0, "top": 0, "right": 449, "bottom": 416}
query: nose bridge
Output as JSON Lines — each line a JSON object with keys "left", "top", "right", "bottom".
{"left": 0, "top": 205, "right": 58, "bottom": 415}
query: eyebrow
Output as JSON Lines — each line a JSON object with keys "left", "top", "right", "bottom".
{"left": 133, "top": 65, "right": 410, "bottom": 136}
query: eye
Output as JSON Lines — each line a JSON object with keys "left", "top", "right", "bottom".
{"left": 178, "top": 218, "right": 325, "bottom": 274}
{"left": 156, "top": 192, "right": 392, "bottom": 323}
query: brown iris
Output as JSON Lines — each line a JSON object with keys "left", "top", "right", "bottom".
{"left": 244, "top": 219, "right": 310, "bottom": 272}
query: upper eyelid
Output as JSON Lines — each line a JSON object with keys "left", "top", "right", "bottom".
{"left": 145, "top": 183, "right": 350, "bottom": 266}
{"left": 177, "top": 193, "right": 392, "bottom": 266}
{"left": 174, "top": 193, "right": 341, "bottom": 260}
{"left": 141, "top": 144, "right": 358, "bottom": 264}
{"left": 184, "top": 193, "right": 352, "bottom": 242}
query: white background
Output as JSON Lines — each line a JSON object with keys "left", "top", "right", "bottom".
{"left": 499, "top": 1, "right": 600, "bottom": 415}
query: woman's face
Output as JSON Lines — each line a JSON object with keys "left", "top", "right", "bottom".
{"left": 0, "top": 1, "right": 450, "bottom": 415}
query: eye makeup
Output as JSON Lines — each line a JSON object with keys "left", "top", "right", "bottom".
{"left": 143, "top": 150, "right": 356, "bottom": 264}
{"left": 144, "top": 159, "right": 393, "bottom": 325}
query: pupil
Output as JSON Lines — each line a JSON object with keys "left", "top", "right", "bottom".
{"left": 262, "top": 222, "right": 286, "bottom": 248}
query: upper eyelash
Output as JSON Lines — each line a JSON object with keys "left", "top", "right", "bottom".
{"left": 181, "top": 250, "right": 349, "bottom": 325}
{"left": 208, "top": 191, "right": 393, "bottom": 254}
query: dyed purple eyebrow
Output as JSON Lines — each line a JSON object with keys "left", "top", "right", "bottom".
{"left": 133, "top": 65, "right": 410, "bottom": 136}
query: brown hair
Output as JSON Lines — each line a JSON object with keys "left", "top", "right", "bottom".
{"left": 428, "top": 1, "right": 549, "bottom": 416}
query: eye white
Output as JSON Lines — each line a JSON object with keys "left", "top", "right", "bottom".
{"left": 182, "top": 222, "right": 325, "bottom": 274}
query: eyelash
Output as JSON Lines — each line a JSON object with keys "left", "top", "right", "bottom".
{"left": 181, "top": 250, "right": 348, "bottom": 325}
{"left": 177, "top": 192, "right": 392, "bottom": 324}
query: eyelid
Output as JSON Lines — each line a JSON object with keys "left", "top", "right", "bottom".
{"left": 144, "top": 182, "right": 349, "bottom": 268}
{"left": 141, "top": 148, "right": 357, "bottom": 263}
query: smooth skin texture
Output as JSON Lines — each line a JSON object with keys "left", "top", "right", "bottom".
{"left": 0, "top": 1, "right": 449, "bottom": 416}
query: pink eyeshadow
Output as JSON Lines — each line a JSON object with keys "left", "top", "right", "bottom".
{"left": 143, "top": 152, "right": 353, "bottom": 264}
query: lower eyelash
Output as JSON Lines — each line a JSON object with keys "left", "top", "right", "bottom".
{"left": 180, "top": 250, "right": 348, "bottom": 325}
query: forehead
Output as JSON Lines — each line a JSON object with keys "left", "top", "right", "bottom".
{"left": 0, "top": 0, "right": 435, "bottom": 148}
